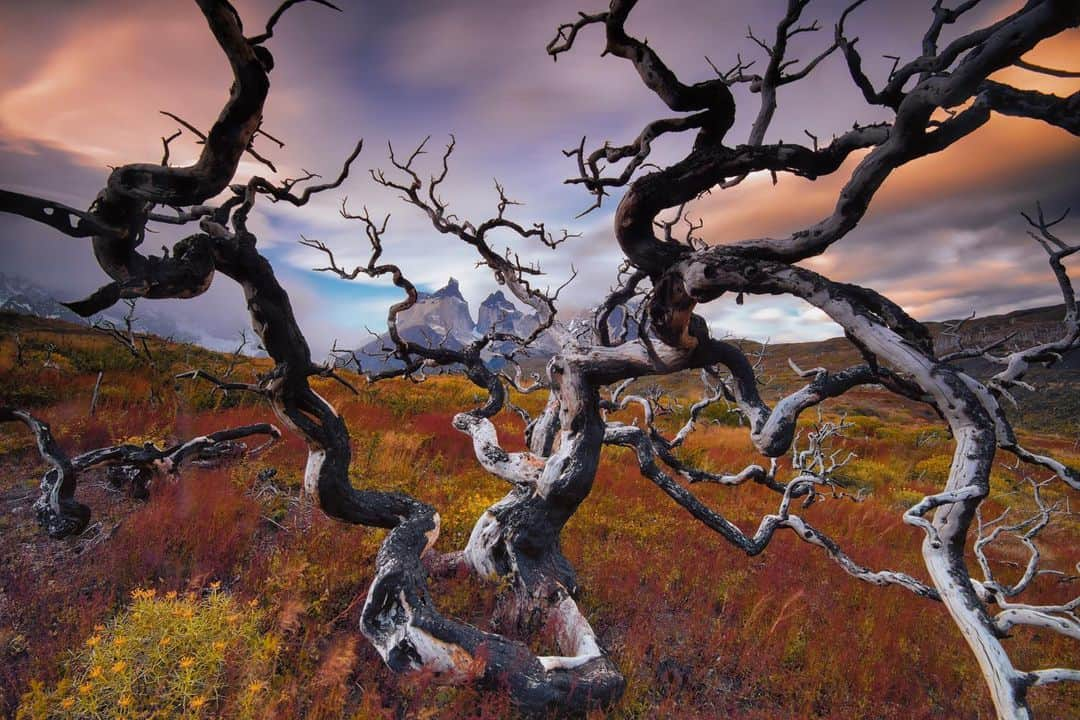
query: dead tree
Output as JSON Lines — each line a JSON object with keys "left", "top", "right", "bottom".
{"left": 0, "top": 407, "right": 280, "bottom": 537}
{"left": 541, "top": 2, "right": 1080, "bottom": 717}
{"left": 0, "top": 1, "right": 1077, "bottom": 717}
{"left": 92, "top": 299, "right": 159, "bottom": 367}
{"left": 90, "top": 298, "right": 176, "bottom": 406}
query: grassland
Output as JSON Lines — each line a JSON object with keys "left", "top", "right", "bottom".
{"left": 0, "top": 313, "right": 1077, "bottom": 719}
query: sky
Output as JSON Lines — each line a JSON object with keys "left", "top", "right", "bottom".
{"left": 0, "top": 0, "right": 1077, "bottom": 354}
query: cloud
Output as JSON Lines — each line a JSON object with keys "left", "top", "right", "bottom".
{"left": 705, "top": 294, "right": 841, "bottom": 344}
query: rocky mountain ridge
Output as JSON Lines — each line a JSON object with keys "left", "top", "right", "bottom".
{"left": 353, "top": 278, "right": 559, "bottom": 372}
{"left": 0, "top": 274, "right": 196, "bottom": 344}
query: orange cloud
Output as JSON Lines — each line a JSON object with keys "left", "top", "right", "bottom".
{"left": 879, "top": 261, "right": 1051, "bottom": 316}
{"left": 695, "top": 116, "right": 1077, "bottom": 246}
{"left": 0, "top": 4, "right": 257, "bottom": 168}
{"left": 695, "top": 23, "right": 1079, "bottom": 247}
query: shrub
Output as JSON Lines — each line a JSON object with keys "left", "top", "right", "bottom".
{"left": 839, "top": 457, "right": 904, "bottom": 491}
{"left": 696, "top": 401, "right": 745, "bottom": 427}
{"left": 845, "top": 414, "right": 885, "bottom": 435}
{"left": 18, "top": 587, "right": 278, "bottom": 720}
{"left": 891, "top": 486, "right": 929, "bottom": 511}
{"left": 912, "top": 455, "right": 954, "bottom": 484}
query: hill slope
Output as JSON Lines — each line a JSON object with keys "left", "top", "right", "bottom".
{"left": 0, "top": 311, "right": 1077, "bottom": 719}
{"left": 753, "top": 304, "right": 1079, "bottom": 433}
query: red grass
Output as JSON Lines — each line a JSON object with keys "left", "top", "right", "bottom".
{"left": 98, "top": 468, "right": 261, "bottom": 589}
{"left": 3, "top": 323, "right": 1078, "bottom": 719}
{"left": 410, "top": 412, "right": 475, "bottom": 472}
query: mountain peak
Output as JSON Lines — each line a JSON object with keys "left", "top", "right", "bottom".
{"left": 481, "top": 290, "right": 509, "bottom": 305}
{"left": 431, "top": 277, "right": 463, "bottom": 300}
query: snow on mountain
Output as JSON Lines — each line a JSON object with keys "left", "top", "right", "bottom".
{"left": 0, "top": 273, "right": 197, "bottom": 344}
{"left": 1, "top": 273, "right": 628, "bottom": 367}
{"left": 0, "top": 273, "right": 85, "bottom": 323}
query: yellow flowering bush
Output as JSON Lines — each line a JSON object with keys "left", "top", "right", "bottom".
{"left": 18, "top": 587, "right": 278, "bottom": 720}
{"left": 912, "top": 454, "right": 954, "bottom": 484}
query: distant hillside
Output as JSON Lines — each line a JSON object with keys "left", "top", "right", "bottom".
{"left": 0, "top": 273, "right": 198, "bottom": 345}
{"left": 3, "top": 286, "right": 1074, "bottom": 435}
{"left": 685, "top": 304, "right": 1079, "bottom": 435}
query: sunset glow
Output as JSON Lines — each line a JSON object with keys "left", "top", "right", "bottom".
{"left": 1, "top": 0, "right": 1077, "bottom": 348}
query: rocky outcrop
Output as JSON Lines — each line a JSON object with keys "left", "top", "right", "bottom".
{"left": 355, "top": 278, "right": 556, "bottom": 372}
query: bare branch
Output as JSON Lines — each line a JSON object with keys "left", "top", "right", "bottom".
{"left": 1014, "top": 58, "right": 1080, "bottom": 78}
{"left": 0, "top": 189, "right": 118, "bottom": 239}
{"left": 248, "top": 139, "right": 363, "bottom": 205}
{"left": 604, "top": 423, "right": 939, "bottom": 599}
{"left": 248, "top": 0, "right": 342, "bottom": 45}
